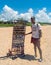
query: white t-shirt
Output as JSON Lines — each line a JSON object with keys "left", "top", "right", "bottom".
{"left": 31, "top": 23, "right": 41, "bottom": 38}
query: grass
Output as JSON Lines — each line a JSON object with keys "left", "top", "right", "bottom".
{"left": 0, "top": 23, "right": 14, "bottom": 27}
{"left": 0, "top": 22, "right": 51, "bottom": 27}
{"left": 26, "top": 22, "right": 51, "bottom": 26}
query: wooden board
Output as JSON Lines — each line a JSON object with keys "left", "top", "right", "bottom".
{"left": 12, "top": 23, "right": 26, "bottom": 54}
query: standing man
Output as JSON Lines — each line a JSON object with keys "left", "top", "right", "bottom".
{"left": 26, "top": 17, "right": 42, "bottom": 62}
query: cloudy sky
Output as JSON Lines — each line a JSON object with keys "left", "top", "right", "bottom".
{"left": 0, "top": 0, "right": 51, "bottom": 23}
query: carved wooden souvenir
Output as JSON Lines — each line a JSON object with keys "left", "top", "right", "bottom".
{"left": 12, "top": 21, "right": 26, "bottom": 55}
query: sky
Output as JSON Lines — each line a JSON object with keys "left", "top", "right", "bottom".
{"left": 0, "top": 0, "right": 51, "bottom": 23}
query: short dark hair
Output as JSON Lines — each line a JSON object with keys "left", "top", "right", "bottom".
{"left": 31, "top": 16, "right": 35, "bottom": 20}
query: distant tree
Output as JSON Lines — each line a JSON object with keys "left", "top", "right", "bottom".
{"left": 0, "top": 20, "right": 4, "bottom": 24}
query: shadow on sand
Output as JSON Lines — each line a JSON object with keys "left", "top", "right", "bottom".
{"left": 0, "top": 56, "right": 9, "bottom": 60}
{"left": 0, "top": 54, "right": 38, "bottom": 61}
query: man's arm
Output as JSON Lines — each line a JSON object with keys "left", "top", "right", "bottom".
{"left": 39, "top": 30, "right": 42, "bottom": 38}
{"left": 25, "top": 32, "right": 32, "bottom": 35}
{"left": 38, "top": 23, "right": 42, "bottom": 38}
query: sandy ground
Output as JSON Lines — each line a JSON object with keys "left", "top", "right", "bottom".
{"left": 0, "top": 26, "right": 51, "bottom": 65}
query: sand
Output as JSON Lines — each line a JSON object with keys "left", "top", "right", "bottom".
{"left": 0, "top": 26, "right": 51, "bottom": 65}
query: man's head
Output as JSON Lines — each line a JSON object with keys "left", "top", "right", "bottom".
{"left": 31, "top": 16, "right": 35, "bottom": 24}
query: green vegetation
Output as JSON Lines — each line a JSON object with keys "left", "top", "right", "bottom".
{"left": 26, "top": 22, "right": 51, "bottom": 26}
{"left": 39, "top": 22, "right": 51, "bottom": 25}
{"left": 26, "top": 22, "right": 32, "bottom": 26}
{"left": 0, "top": 23, "right": 14, "bottom": 27}
{"left": 0, "top": 21, "right": 51, "bottom": 27}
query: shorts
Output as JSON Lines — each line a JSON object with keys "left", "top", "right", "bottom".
{"left": 31, "top": 37, "right": 39, "bottom": 44}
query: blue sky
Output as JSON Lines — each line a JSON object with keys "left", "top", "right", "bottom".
{"left": 0, "top": 0, "right": 51, "bottom": 22}
{"left": 0, "top": 0, "right": 51, "bottom": 13}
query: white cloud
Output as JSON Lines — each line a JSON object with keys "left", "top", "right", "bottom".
{"left": 0, "top": 5, "right": 33, "bottom": 22}
{"left": 0, "top": 5, "right": 18, "bottom": 21}
{"left": 0, "top": 5, "right": 51, "bottom": 23}
{"left": 28, "top": 8, "right": 33, "bottom": 13}
{"left": 42, "top": 7, "right": 46, "bottom": 12}
{"left": 48, "top": 13, "right": 51, "bottom": 16}
{"left": 35, "top": 8, "right": 51, "bottom": 23}
{"left": 18, "top": 8, "right": 34, "bottom": 22}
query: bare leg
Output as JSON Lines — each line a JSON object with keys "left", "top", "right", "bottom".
{"left": 33, "top": 43, "right": 37, "bottom": 57}
{"left": 36, "top": 40, "right": 42, "bottom": 59}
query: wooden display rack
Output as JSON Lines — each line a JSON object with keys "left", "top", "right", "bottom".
{"left": 7, "top": 21, "right": 26, "bottom": 57}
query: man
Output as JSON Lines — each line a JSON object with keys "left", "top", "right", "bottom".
{"left": 26, "top": 17, "right": 42, "bottom": 62}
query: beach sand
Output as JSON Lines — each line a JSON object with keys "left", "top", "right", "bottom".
{"left": 0, "top": 26, "right": 51, "bottom": 65}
